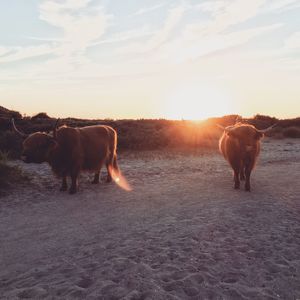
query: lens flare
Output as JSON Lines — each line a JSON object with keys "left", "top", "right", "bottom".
{"left": 109, "top": 166, "right": 132, "bottom": 192}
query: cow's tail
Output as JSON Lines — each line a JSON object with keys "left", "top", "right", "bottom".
{"left": 107, "top": 129, "right": 119, "bottom": 174}
{"left": 112, "top": 129, "right": 119, "bottom": 174}
{"left": 112, "top": 153, "right": 119, "bottom": 175}
{"left": 108, "top": 128, "right": 131, "bottom": 191}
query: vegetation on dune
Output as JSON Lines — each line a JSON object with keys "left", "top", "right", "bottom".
{"left": 0, "top": 107, "right": 299, "bottom": 159}
{"left": 0, "top": 151, "right": 30, "bottom": 196}
{"left": 282, "top": 126, "right": 300, "bottom": 138}
{"left": 31, "top": 112, "right": 51, "bottom": 120}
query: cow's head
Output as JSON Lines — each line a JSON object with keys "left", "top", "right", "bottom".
{"left": 219, "top": 123, "right": 277, "bottom": 151}
{"left": 12, "top": 119, "right": 59, "bottom": 164}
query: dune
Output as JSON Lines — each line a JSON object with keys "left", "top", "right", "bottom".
{"left": 0, "top": 139, "right": 300, "bottom": 299}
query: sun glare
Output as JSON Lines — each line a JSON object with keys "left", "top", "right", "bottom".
{"left": 163, "top": 83, "right": 232, "bottom": 120}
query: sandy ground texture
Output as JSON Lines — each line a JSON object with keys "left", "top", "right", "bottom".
{"left": 1, "top": 139, "right": 300, "bottom": 299}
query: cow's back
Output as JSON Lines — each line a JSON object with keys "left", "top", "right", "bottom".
{"left": 56, "top": 125, "right": 116, "bottom": 172}
{"left": 78, "top": 125, "right": 115, "bottom": 171}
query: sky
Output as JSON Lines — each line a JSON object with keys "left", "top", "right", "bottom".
{"left": 0, "top": 0, "right": 299, "bottom": 120}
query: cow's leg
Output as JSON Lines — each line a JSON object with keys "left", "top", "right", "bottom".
{"left": 92, "top": 171, "right": 100, "bottom": 184}
{"left": 233, "top": 168, "right": 240, "bottom": 189}
{"left": 244, "top": 157, "right": 254, "bottom": 191}
{"left": 60, "top": 176, "right": 68, "bottom": 191}
{"left": 245, "top": 166, "right": 252, "bottom": 192}
{"left": 230, "top": 159, "right": 241, "bottom": 189}
{"left": 69, "top": 170, "right": 79, "bottom": 194}
{"left": 240, "top": 163, "right": 245, "bottom": 181}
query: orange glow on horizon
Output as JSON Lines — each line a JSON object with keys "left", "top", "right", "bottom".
{"left": 162, "top": 82, "right": 235, "bottom": 121}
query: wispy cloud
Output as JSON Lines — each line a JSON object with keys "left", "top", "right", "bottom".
{"left": 131, "top": 3, "right": 166, "bottom": 17}
{"left": 284, "top": 31, "right": 300, "bottom": 50}
{"left": 264, "top": 0, "right": 300, "bottom": 12}
{"left": 0, "top": 0, "right": 297, "bottom": 86}
{"left": 39, "top": 0, "right": 110, "bottom": 58}
{"left": 0, "top": 47, "right": 11, "bottom": 57}
{"left": 90, "top": 27, "right": 155, "bottom": 46}
{"left": 0, "top": 0, "right": 110, "bottom": 65}
{"left": 160, "top": 23, "right": 282, "bottom": 63}
{"left": 122, "top": 0, "right": 281, "bottom": 64}
{"left": 194, "top": 0, "right": 267, "bottom": 34}
{"left": 0, "top": 45, "right": 54, "bottom": 64}
{"left": 117, "top": 5, "right": 186, "bottom": 54}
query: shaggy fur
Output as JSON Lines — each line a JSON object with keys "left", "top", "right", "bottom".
{"left": 20, "top": 124, "right": 119, "bottom": 194}
{"left": 219, "top": 123, "right": 263, "bottom": 191}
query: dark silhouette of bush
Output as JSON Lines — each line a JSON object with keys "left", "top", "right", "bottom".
{"left": 0, "top": 105, "right": 299, "bottom": 158}
{"left": 282, "top": 126, "right": 300, "bottom": 138}
{"left": 0, "top": 131, "right": 23, "bottom": 159}
{"left": 31, "top": 112, "right": 51, "bottom": 120}
{"left": 0, "top": 106, "right": 22, "bottom": 120}
{"left": 0, "top": 150, "right": 30, "bottom": 195}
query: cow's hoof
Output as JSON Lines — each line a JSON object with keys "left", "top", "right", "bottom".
{"left": 245, "top": 183, "right": 251, "bottom": 191}
{"left": 91, "top": 180, "right": 99, "bottom": 184}
{"left": 60, "top": 186, "right": 67, "bottom": 192}
{"left": 234, "top": 183, "right": 240, "bottom": 189}
{"left": 69, "top": 188, "right": 77, "bottom": 194}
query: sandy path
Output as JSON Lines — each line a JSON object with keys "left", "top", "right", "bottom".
{"left": 1, "top": 139, "right": 300, "bottom": 299}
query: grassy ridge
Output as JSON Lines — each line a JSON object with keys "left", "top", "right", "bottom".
{"left": 0, "top": 106, "right": 299, "bottom": 159}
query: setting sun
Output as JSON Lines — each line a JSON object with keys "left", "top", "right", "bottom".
{"left": 0, "top": 0, "right": 299, "bottom": 119}
{"left": 163, "top": 83, "right": 233, "bottom": 120}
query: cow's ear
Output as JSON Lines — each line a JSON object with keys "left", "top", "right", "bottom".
{"left": 47, "top": 137, "right": 58, "bottom": 148}
{"left": 227, "top": 130, "right": 238, "bottom": 138}
{"left": 255, "top": 131, "right": 264, "bottom": 140}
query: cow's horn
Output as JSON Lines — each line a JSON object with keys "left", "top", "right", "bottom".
{"left": 257, "top": 123, "right": 277, "bottom": 133}
{"left": 53, "top": 118, "right": 60, "bottom": 139}
{"left": 11, "top": 118, "right": 28, "bottom": 139}
{"left": 235, "top": 116, "right": 242, "bottom": 124}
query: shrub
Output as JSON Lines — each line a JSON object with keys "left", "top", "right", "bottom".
{"left": 0, "top": 131, "right": 23, "bottom": 158}
{"left": 282, "top": 126, "right": 300, "bottom": 138}
{"left": 31, "top": 112, "right": 51, "bottom": 120}
{"left": 0, "top": 106, "right": 22, "bottom": 120}
{"left": 0, "top": 151, "right": 30, "bottom": 195}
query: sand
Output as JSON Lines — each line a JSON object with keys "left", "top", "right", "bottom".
{"left": 0, "top": 138, "right": 300, "bottom": 299}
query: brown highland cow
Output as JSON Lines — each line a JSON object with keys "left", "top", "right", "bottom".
{"left": 219, "top": 123, "right": 275, "bottom": 191}
{"left": 12, "top": 119, "right": 119, "bottom": 194}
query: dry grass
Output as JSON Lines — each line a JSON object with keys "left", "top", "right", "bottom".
{"left": 283, "top": 126, "right": 300, "bottom": 138}
{"left": 0, "top": 108, "right": 299, "bottom": 159}
{"left": 0, "top": 151, "right": 30, "bottom": 196}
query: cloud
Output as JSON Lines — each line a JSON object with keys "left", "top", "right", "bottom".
{"left": 0, "top": 0, "right": 110, "bottom": 65}
{"left": 0, "top": 47, "right": 11, "bottom": 57}
{"left": 160, "top": 23, "right": 282, "bottom": 63}
{"left": 131, "top": 3, "right": 166, "bottom": 16}
{"left": 264, "top": 0, "right": 300, "bottom": 12}
{"left": 90, "top": 27, "right": 155, "bottom": 46}
{"left": 0, "top": 45, "right": 54, "bottom": 64}
{"left": 117, "top": 5, "right": 186, "bottom": 54}
{"left": 194, "top": 0, "right": 267, "bottom": 35}
{"left": 115, "top": 0, "right": 278, "bottom": 64}
{"left": 284, "top": 32, "right": 300, "bottom": 50}
{"left": 0, "top": 0, "right": 297, "bottom": 85}
{"left": 39, "top": 0, "right": 110, "bottom": 58}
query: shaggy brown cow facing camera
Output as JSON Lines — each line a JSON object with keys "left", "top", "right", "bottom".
{"left": 219, "top": 123, "right": 275, "bottom": 191}
{"left": 12, "top": 119, "right": 119, "bottom": 194}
